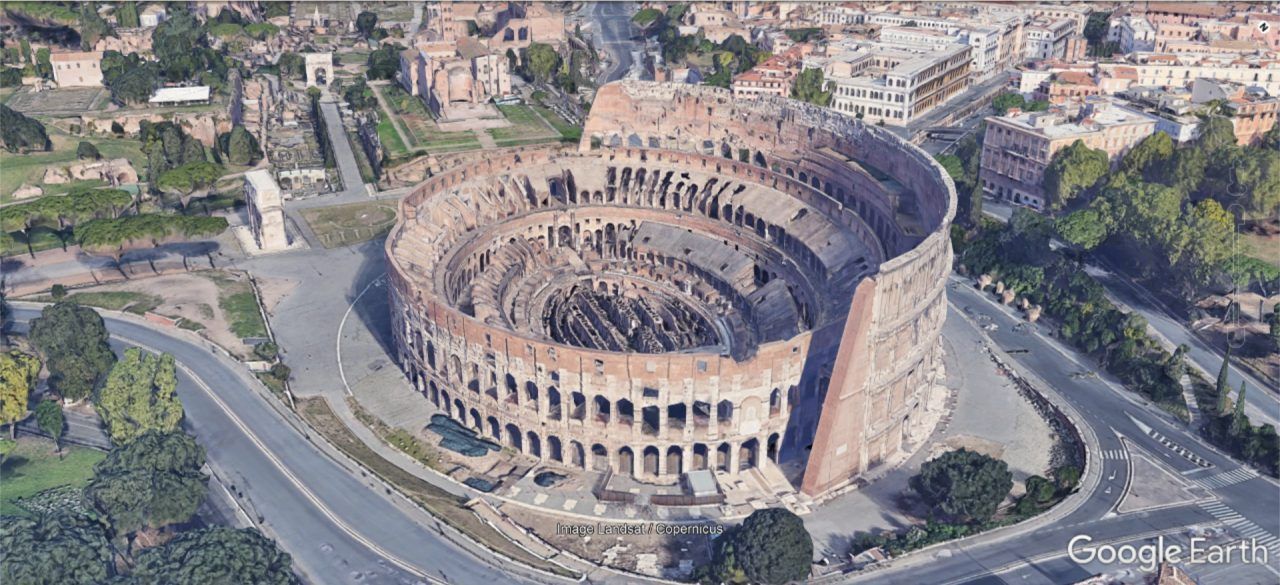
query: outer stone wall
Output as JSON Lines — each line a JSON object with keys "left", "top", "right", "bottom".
{"left": 385, "top": 81, "right": 956, "bottom": 497}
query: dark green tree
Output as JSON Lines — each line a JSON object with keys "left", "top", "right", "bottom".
{"left": 790, "top": 68, "right": 831, "bottom": 107}
{"left": 1119, "top": 131, "right": 1173, "bottom": 179}
{"left": 35, "top": 399, "right": 64, "bottom": 455}
{"left": 0, "top": 104, "right": 51, "bottom": 153}
{"left": 1196, "top": 116, "right": 1237, "bottom": 153}
{"left": 83, "top": 431, "right": 209, "bottom": 541}
{"left": 0, "top": 511, "right": 115, "bottom": 585}
{"left": 28, "top": 302, "right": 116, "bottom": 402}
{"left": 1042, "top": 140, "right": 1108, "bottom": 209}
{"left": 355, "top": 11, "right": 378, "bottom": 38}
{"left": 1216, "top": 345, "right": 1232, "bottom": 414}
{"left": 131, "top": 527, "right": 299, "bottom": 584}
{"left": 116, "top": 2, "right": 140, "bottom": 28}
{"left": 911, "top": 448, "right": 1013, "bottom": 524}
{"left": 703, "top": 508, "right": 812, "bottom": 584}
{"left": 991, "top": 92, "right": 1025, "bottom": 116}
{"left": 526, "top": 43, "right": 561, "bottom": 83}
{"left": 265, "top": 1, "right": 291, "bottom": 18}
{"left": 1231, "top": 381, "right": 1249, "bottom": 435}
{"left": 217, "top": 125, "right": 262, "bottom": 166}
{"left": 365, "top": 44, "right": 403, "bottom": 80}
{"left": 76, "top": 140, "right": 101, "bottom": 160}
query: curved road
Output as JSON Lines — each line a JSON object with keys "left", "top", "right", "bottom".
{"left": 842, "top": 282, "right": 1279, "bottom": 584}
{"left": 11, "top": 305, "right": 561, "bottom": 585}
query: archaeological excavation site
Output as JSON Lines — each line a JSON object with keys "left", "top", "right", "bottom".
{"left": 385, "top": 80, "right": 956, "bottom": 499}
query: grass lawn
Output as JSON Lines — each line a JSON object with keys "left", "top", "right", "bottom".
{"left": 531, "top": 105, "right": 583, "bottom": 141}
{"left": 300, "top": 200, "right": 399, "bottom": 249}
{"left": 296, "top": 398, "right": 576, "bottom": 578}
{"left": 0, "top": 437, "right": 106, "bottom": 516}
{"left": 31, "top": 291, "right": 163, "bottom": 315}
{"left": 376, "top": 85, "right": 481, "bottom": 154}
{"left": 489, "top": 104, "right": 560, "bottom": 147}
{"left": 204, "top": 272, "right": 269, "bottom": 340}
{"left": 0, "top": 125, "right": 146, "bottom": 202}
{"left": 1238, "top": 231, "right": 1280, "bottom": 268}
{"left": 376, "top": 112, "right": 409, "bottom": 157}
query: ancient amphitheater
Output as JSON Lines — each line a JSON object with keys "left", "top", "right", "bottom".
{"left": 385, "top": 81, "right": 955, "bottom": 498}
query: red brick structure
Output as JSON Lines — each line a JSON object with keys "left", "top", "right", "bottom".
{"left": 385, "top": 81, "right": 955, "bottom": 497}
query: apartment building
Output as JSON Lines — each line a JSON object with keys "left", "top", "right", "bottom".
{"left": 1025, "top": 18, "right": 1075, "bottom": 61}
{"left": 1098, "top": 53, "right": 1280, "bottom": 96}
{"left": 823, "top": 40, "right": 972, "bottom": 126}
{"left": 979, "top": 100, "right": 1156, "bottom": 209}
{"left": 866, "top": 11, "right": 1023, "bottom": 80}
{"left": 1110, "top": 15, "right": 1157, "bottom": 53}
{"left": 1191, "top": 78, "right": 1279, "bottom": 146}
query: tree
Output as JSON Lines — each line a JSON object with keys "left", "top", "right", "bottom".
{"left": 1231, "top": 381, "right": 1249, "bottom": 436}
{"left": 35, "top": 399, "right": 64, "bottom": 454}
{"left": 991, "top": 92, "right": 1025, "bottom": 116}
{"left": 29, "top": 302, "right": 116, "bottom": 402}
{"left": 526, "top": 43, "right": 561, "bottom": 83}
{"left": 911, "top": 448, "right": 1013, "bottom": 524}
{"left": 365, "top": 44, "right": 403, "bottom": 80}
{"left": 1042, "top": 140, "right": 1109, "bottom": 209}
{"left": 76, "top": 140, "right": 101, "bottom": 160}
{"left": 96, "top": 348, "right": 183, "bottom": 444}
{"left": 1119, "top": 132, "right": 1173, "bottom": 179}
{"left": 0, "top": 511, "right": 115, "bottom": 585}
{"left": 131, "top": 526, "right": 298, "bottom": 584}
{"left": 83, "top": 431, "right": 208, "bottom": 541}
{"left": 276, "top": 52, "right": 305, "bottom": 79}
{"left": 1056, "top": 209, "right": 1109, "bottom": 250}
{"left": 155, "top": 161, "right": 226, "bottom": 210}
{"left": 343, "top": 78, "right": 376, "bottom": 111}
{"left": 116, "top": 1, "right": 140, "bottom": 28}
{"left": 1234, "top": 149, "right": 1280, "bottom": 216}
{"left": 355, "top": 11, "right": 378, "bottom": 38}
{"left": 0, "top": 350, "right": 39, "bottom": 438}
{"left": 77, "top": 2, "right": 114, "bottom": 51}
{"left": 1196, "top": 116, "right": 1237, "bottom": 153}
{"left": 0, "top": 104, "right": 51, "bottom": 153}
{"left": 265, "top": 1, "right": 291, "bottom": 18}
{"left": 790, "top": 68, "right": 831, "bottom": 107}
{"left": 218, "top": 125, "right": 262, "bottom": 166}
{"left": 703, "top": 508, "right": 812, "bottom": 585}
{"left": 1180, "top": 199, "right": 1235, "bottom": 285}
{"left": 1216, "top": 345, "right": 1232, "bottom": 414}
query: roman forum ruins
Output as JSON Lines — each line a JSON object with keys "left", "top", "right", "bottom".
{"left": 385, "top": 80, "right": 956, "bottom": 498}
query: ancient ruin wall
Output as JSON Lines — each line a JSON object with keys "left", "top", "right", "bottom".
{"left": 386, "top": 81, "right": 956, "bottom": 495}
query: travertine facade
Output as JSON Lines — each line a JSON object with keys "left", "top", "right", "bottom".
{"left": 244, "top": 170, "right": 289, "bottom": 252}
{"left": 386, "top": 81, "right": 956, "bottom": 498}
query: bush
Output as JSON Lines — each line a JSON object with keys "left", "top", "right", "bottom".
{"left": 700, "top": 508, "right": 812, "bottom": 584}
{"left": 254, "top": 341, "right": 279, "bottom": 361}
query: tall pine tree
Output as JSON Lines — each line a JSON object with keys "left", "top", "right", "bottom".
{"left": 1215, "top": 345, "right": 1232, "bottom": 414}
{"left": 1231, "top": 381, "right": 1249, "bottom": 436}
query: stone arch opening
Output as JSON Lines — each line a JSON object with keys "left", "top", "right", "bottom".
{"left": 505, "top": 423, "right": 523, "bottom": 451}
{"left": 526, "top": 431, "right": 541, "bottom": 457}
{"left": 487, "top": 416, "right": 501, "bottom": 440}
{"left": 548, "top": 435, "right": 563, "bottom": 462}
{"left": 666, "top": 445, "right": 683, "bottom": 475}
{"left": 617, "top": 398, "right": 634, "bottom": 426}
{"left": 692, "top": 443, "right": 709, "bottom": 470}
{"left": 716, "top": 443, "right": 731, "bottom": 472}
{"left": 643, "top": 446, "right": 660, "bottom": 476}
{"left": 618, "top": 446, "right": 636, "bottom": 476}
{"left": 548, "top": 386, "right": 562, "bottom": 420}
{"left": 469, "top": 407, "right": 481, "bottom": 431}
{"left": 593, "top": 395, "right": 611, "bottom": 424}
{"left": 570, "top": 392, "right": 586, "bottom": 420}
{"left": 739, "top": 438, "right": 759, "bottom": 471}
{"left": 767, "top": 433, "right": 781, "bottom": 463}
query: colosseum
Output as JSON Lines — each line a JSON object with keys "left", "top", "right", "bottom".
{"left": 385, "top": 81, "right": 955, "bottom": 498}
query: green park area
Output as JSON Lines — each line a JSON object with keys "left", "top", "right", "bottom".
{"left": 0, "top": 437, "right": 107, "bottom": 516}
{"left": 205, "top": 271, "right": 269, "bottom": 340}
{"left": 375, "top": 84, "right": 480, "bottom": 155}
{"left": 301, "top": 199, "right": 399, "bottom": 248}
{"left": 489, "top": 104, "right": 577, "bottom": 148}
{"left": 0, "top": 125, "right": 146, "bottom": 203}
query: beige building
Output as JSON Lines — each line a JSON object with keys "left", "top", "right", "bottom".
{"left": 50, "top": 51, "right": 103, "bottom": 88}
{"left": 244, "top": 170, "right": 290, "bottom": 252}
{"left": 980, "top": 100, "right": 1157, "bottom": 209}
{"left": 399, "top": 38, "right": 512, "bottom": 122}
{"left": 1098, "top": 53, "right": 1280, "bottom": 97}
{"left": 823, "top": 40, "right": 972, "bottom": 126}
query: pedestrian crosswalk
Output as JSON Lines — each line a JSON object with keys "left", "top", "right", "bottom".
{"left": 1145, "top": 428, "right": 1212, "bottom": 468}
{"left": 1101, "top": 449, "right": 1127, "bottom": 460}
{"left": 1195, "top": 467, "right": 1259, "bottom": 490}
{"left": 1200, "top": 500, "right": 1280, "bottom": 559}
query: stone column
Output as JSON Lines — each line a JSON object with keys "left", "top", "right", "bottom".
{"left": 728, "top": 442, "right": 741, "bottom": 475}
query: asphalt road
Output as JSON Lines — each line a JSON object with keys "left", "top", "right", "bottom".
{"left": 10, "top": 306, "right": 554, "bottom": 585}
{"left": 588, "top": 1, "right": 641, "bottom": 83}
{"left": 844, "top": 282, "right": 1280, "bottom": 584}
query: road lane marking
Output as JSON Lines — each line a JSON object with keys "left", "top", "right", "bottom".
{"left": 116, "top": 333, "right": 446, "bottom": 585}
